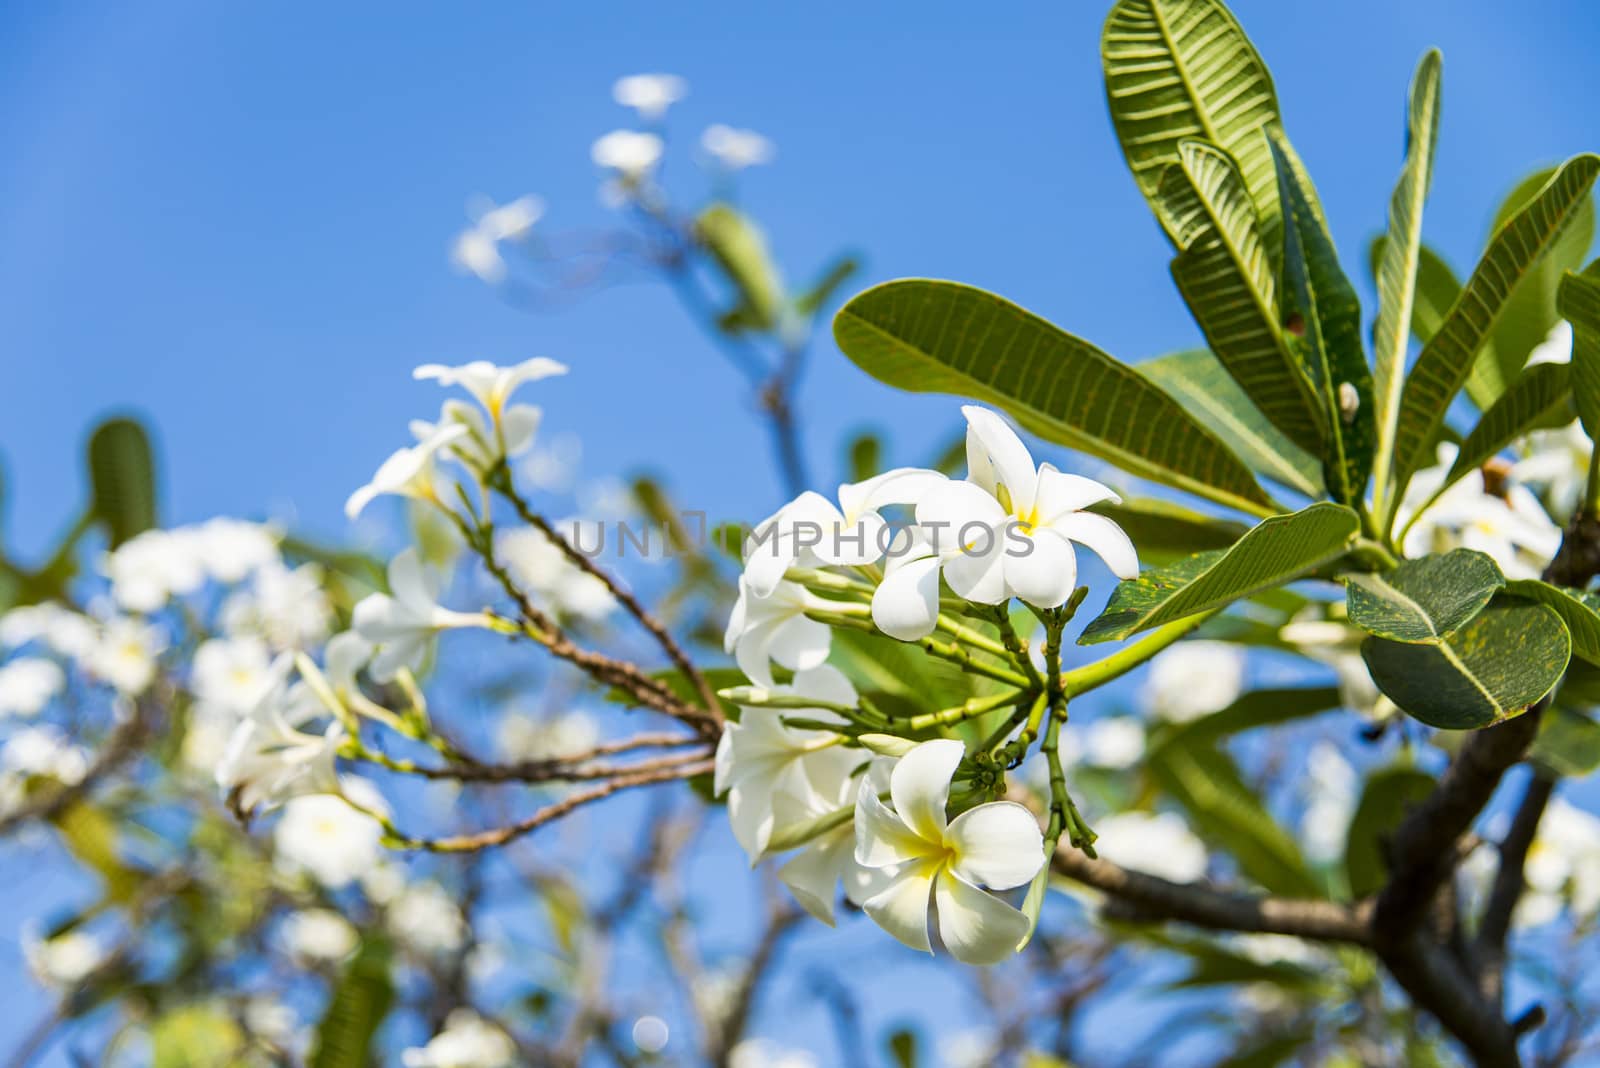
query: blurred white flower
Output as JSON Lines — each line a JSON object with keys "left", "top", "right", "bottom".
{"left": 0, "top": 658, "right": 65, "bottom": 717}
{"left": 192, "top": 635, "right": 275, "bottom": 718}
{"left": 217, "top": 655, "right": 342, "bottom": 817}
{"left": 631, "top": 1016, "right": 670, "bottom": 1055}
{"left": 345, "top": 422, "right": 469, "bottom": 520}
{"left": 728, "top": 1038, "right": 819, "bottom": 1068}
{"left": 103, "top": 529, "right": 205, "bottom": 613}
{"left": 280, "top": 907, "right": 358, "bottom": 965}
{"left": 0, "top": 603, "right": 97, "bottom": 659}
{"left": 1143, "top": 641, "right": 1245, "bottom": 723}
{"left": 1083, "top": 716, "right": 1144, "bottom": 769}
{"left": 592, "top": 129, "right": 664, "bottom": 176}
{"left": 414, "top": 356, "right": 566, "bottom": 430}
{"left": 1398, "top": 444, "right": 1561, "bottom": 580}
{"left": 1093, "top": 811, "right": 1207, "bottom": 883}
{"left": 387, "top": 881, "right": 466, "bottom": 956}
{"left": 451, "top": 194, "right": 543, "bottom": 284}
{"left": 192, "top": 518, "right": 280, "bottom": 584}
{"left": 1278, "top": 616, "right": 1397, "bottom": 723}
{"left": 274, "top": 779, "right": 386, "bottom": 889}
{"left": 701, "top": 124, "right": 775, "bottom": 170}
{"left": 496, "top": 708, "right": 600, "bottom": 763}
{"left": 221, "top": 561, "right": 333, "bottom": 650}
{"left": 4, "top": 725, "right": 90, "bottom": 784}
{"left": 1299, "top": 742, "right": 1356, "bottom": 865}
{"left": 496, "top": 526, "right": 615, "bottom": 622}
{"left": 940, "top": 1029, "right": 998, "bottom": 1068}
{"left": 1519, "top": 797, "right": 1600, "bottom": 927}
{"left": 1515, "top": 419, "right": 1593, "bottom": 523}
{"left": 412, "top": 400, "right": 540, "bottom": 475}
{"left": 24, "top": 927, "right": 106, "bottom": 990}
{"left": 352, "top": 549, "right": 493, "bottom": 682}
{"left": 85, "top": 617, "right": 167, "bottom": 695}
{"left": 612, "top": 73, "right": 686, "bottom": 119}
{"left": 402, "top": 1009, "right": 516, "bottom": 1068}
{"left": 1527, "top": 320, "right": 1573, "bottom": 366}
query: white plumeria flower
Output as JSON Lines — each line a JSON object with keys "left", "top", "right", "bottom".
{"left": 85, "top": 616, "right": 167, "bottom": 695}
{"left": 1399, "top": 444, "right": 1561, "bottom": 580}
{"left": 591, "top": 129, "right": 665, "bottom": 176}
{"left": 352, "top": 549, "right": 493, "bottom": 682}
{"left": 3, "top": 725, "right": 90, "bottom": 784}
{"left": 714, "top": 664, "right": 863, "bottom": 862}
{"left": 23, "top": 927, "right": 106, "bottom": 990}
{"left": 742, "top": 467, "right": 946, "bottom": 598}
{"left": 274, "top": 777, "right": 387, "bottom": 889}
{"left": 1278, "top": 616, "right": 1397, "bottom": 723}
{"left": 402, "top": 1009, "right": 517, "bottom": 1068}
{"left": 280, "top": 907, "right": 359, "bottom": 965}
{"left": 387, "top": 880, "right": 467, "bottom": 955}
{"left": 701, "top": 124, "right": 775, "bottom": 170}
{"left": 0, "top": 658, "right": 65, "bottom": 717}
{"left": 1515, "top": 419, "right": 1593, "bottom": 523}
{"left": 854, "top": 738, "right": 1044, "bottom": 965}
{"left": 728, "top": 1039, "right": 820, "bottom": 1068}
{"left": 777, "top": 755, "right": 892, "bottom": 925}
{"left": 345, "top": 422, "right": 469, "bottom": 519}
{"left": 1093, "top": 811, "right": 1208, "bottom": 883}
{"left": 1527, "top": 320, "right": 1573, "bottom": 367}
{"left": 103, "top": 529, "right": 206, "bottom": 612}
{"left": 611, "top": 73, "right": 686, "bottom": 119}
{"left": 191, "top": 635, "right": 275, "bottom": 717}
{"left": 724, "top": 576, "right": 832, "bottom": 687}
{"left": 192, "top": 518, "right": 281, "bottom": 584}
{"left": 451, "top": 194, "right": 543, "bottom": 284}
{"left": 413, "top": 356, "right": 566, "bottom": 429}
{"left": 411, "top": 400, "right": 541, "bottom": 475}
{"left": 1082, "top": 716, "right": 1145, "bottom": 769}
{"left": 216, "top": 655, "right": 343, "bottom": 817}
{"left": 0, "top": 603, "right": 97, "bottom": 660}
{"left": 1142, "top": 640, "right": 1246, "bottom": 723}
{"left": 221, "top": 561, "right": 333, "bottom": 650}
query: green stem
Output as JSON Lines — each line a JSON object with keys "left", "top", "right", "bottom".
{"left": 1059, "top": 610, "right": 1219, "bottom": 698}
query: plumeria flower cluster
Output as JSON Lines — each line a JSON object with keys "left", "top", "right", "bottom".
{"left": 716, "top": 405, "right": 1147, "bottom": 963}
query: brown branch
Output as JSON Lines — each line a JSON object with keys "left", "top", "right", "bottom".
{"left": 1050, "top": 844, "right": 1372, "bottom": 944}
{"left": 1476, "top": 772, "right": 1557, "bottom": 1004}
{"left": 382, "top": 747, "right": 712, "bottom": 785}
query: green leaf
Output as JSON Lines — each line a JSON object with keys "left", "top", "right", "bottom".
{"left": 151, "top": 1004, "right": 245, "bottom": 1068}
{"left": 86, "top": 417, "right": 158, "bottom": 547}
{"left": 1485, "top": 169, "right": 1596, "bottom": 395}
{"left": 1559, "top": 260, "right": 1600, "bottom": 441}
{"left": 1141, "top": 348, "right": 1322, "bottom": 496}
{"left": 1345, "top": 549, "right": 1505, "bottom": 644}
{"left": 310, "top": 936, "right": 395, "bottom": 1068}
{"left": 1157, "top": 686, "right": 1344, "bottom": 749}
{"left": 1146, "top": 741, "right": 1320, "bottom": 896}
{"left": 1088, "top": 496, "right": 1250, "bottom": 564}
{"left": 1502, "top": 579, "right": 1600, "bottom": 666}
{"left": 794, "top": 253, "right": 861, "bottom": 319}
{"left": 846, "top": 430, "right": 883, "bottom": 484}
{"left": 832, "top": 279, "right": 1278, "bottom": 516}
{"left": 696, "top": 203, "right": 784, "bottom": 331}
{"left": 51, "top": 802, "right": 141, "bottom": 904}
{"left": 1080, "top": 502, "right": 1360, "bottom": 644}
{"left": 1441, "top": 363, "right": 1573, "bottom": 493}
{"left": 887, "top": 1028, "right": 920, "bottom": 1068}
{"left": 1389, "top": 155, "right": 1600, "bottom": 506}
{"left": 1101, "top": 0, "right": 1283, "bottom": 250}
{"left": 1269, "top": 132, "right": 1375, "bottom": 505}
{"left": 1527, "top": 705, "right": 1600, "bottom": 778}
{"left": 1361, "top": 596, "right": 1571, "bottom": 729}
{"left": 1154, "top": 144, "right": 1324, "bottom": 456}
{"left": 1372, "top": 52, "right": 1443, "bottom": 513}
{"left": 1343, "top": 766, "right": 1437, "bottom": 897}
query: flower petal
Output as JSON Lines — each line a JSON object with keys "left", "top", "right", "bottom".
{"left": 1049, "top": 512, "right": 1140, "bottom": 580}
{"left": 934, "top": 868, "right": 1030, "bottom": 965}
{"left": 915, "top": 481, "right": 1007, "bottom": 557}
{"left": 855, "top": 786, "right": 934, "bottom": 868}
{"left": 862, "top": 858, "right": 940, "bottom": 954}
{"left": 1001, "top": 528, "right": 1078, "bottom": 607}
{"left": 962, "top": 406, "right": 1038, "bottom": 515}
{"left": 778, "top": 830, "right": 853, "bottom": 926}
{"left": 890, "top": 739, "right": 964, "bottom": 843}
{"left": 871, "top": 554, "right": 942, "bottom": 641}
{"left": 945, "top": 801, "right": 1045, "bottom": 890}
{"left": 942, "top": 524, "right": 1009, "bottom": 605}
{"left": 1033, "top": 465, "right": 1120, "bottom": 523}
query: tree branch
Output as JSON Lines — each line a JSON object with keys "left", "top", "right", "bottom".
{"left": 1476, "top": 772, "right": 1556, "bottom": 1004}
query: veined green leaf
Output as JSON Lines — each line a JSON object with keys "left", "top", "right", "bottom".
{"left": 1503, "top": 579, "right": 1600, "bottom": 665}
{"left": 1152, "top": 685, "right": 1342, "bottom": 748}
{"left": 1140, "top": 348, "right": 1322, "bottom": 495}
{"left": 1483, "top": 169, "right": 1596, "bottom": 398}
{"left": 86, "top": 417, "right": 157, "bottom": 548}
{"left": 1146, "top": 741, "right": 1319, "bottom": 896}
{"left": 1270, "top": 133, "right": 1375, "bottom": 506}
{"left": 832, "top": 279, "right": 1278, "bottom": 516}
{"left": 1389, "top": 155, "right": 1600, "bottom": 510}
{"left": 1559, "top": 261, "right": 1600, "bottom": 441}
{"left": 1089, "top": 496, "right": 1250, "bottom": 564}
{"left": 1080, "top": 502, "right": 1360, "bottom": 644}
{"left": 311, "top": 937, "right": 395, "bottom": 1068}
{"left": 1344, "top": 766, "right": 1437, "bottom": 896}
{"left": 1155, "top": 145, "right": 1325, "bottom": 456}
{"left": 1101, "top": 0, "right": 1283, "bottom": 250}
{"left": 1528, "top": 705, "right": 1600, "bottom": 778}
{"left": 1441, "top": 363, "right": 1573, "bottom": 492}
{"left": 1361, "top": 596, "right": 1570, "bottom": 729}
{"left": 1372, "top": 52, "right": 1443, "bottom": 515}
{"left": 1345, "top": 549, "right": 1504, "bottom": 643}
{"left": 1370, "top": 239, "right": 1501, "bottom": 404}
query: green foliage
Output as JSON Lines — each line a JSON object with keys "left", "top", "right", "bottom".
{"left": 1101, "top": 0, "right": 1283, "bottom": 251}
{"left": 793, "top": 253, "right": 861, "bottom": 320}
{"left": 1360, "top": 597, "right": 1571, "bottom": 729}
{"left": 1344, "top": 549, "right": 1504, "bottom": 643}
{"left": 1141, "top": 349, "right": 1322, "bottom": 496}
{"left": 1371, "top": 51, "right": 1443, "bottom": 511}
{"left": 1343, "top": 766, "right": 1437, "bottom": 897}
{"left": 1269, "top": 133, "right": 1375, "bottom": 505}
{"left": 1502, "top": 579, "right": 1600, "bottom": 665}
{"left": 1560, "top": 260, "right": 1600, "bottom": 441}
{"left": 310, "top": 936, "right": 395, "bottom": 1068}
{"left": 1389, "top": 155, "right": 1600, "bottom": 508}
{"left": 1154, "top": 144, "right": 1323, "bottom": 456}
{"left": 1444, "top": 363, "right": 1573, "bottom": 490}
{"left": 1528, "top": 705, "right": 1600, "bottom": 778}
{"left": 87, "top": 416, "right": 158, "bottom": 547}
{"left": 832, "top": 279, "right": 1277, "bottom": 516}
{"left": 151, "top": 1004, "right": 246, "bottom": 1068}
{"left": 1089, "top": 496, "right": 1250, "bottom": 564}
{"left": 1081, "top": 503, "right": 1359, "bottom": 644}
{"left": 697, "top": 202, "right": 784, "bottom": 331}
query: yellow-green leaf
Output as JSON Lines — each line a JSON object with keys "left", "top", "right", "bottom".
{"left": 1345, "top": 549, "right": 1504, "bottom": 644}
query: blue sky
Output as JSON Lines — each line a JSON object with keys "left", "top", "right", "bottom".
{"left": 2, "top": 1, "right": 1599, "bottom": 1063}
